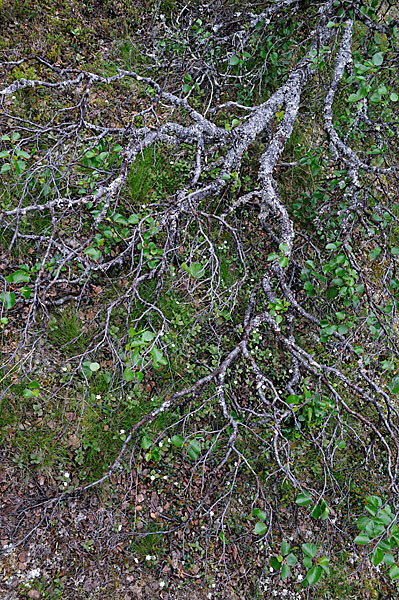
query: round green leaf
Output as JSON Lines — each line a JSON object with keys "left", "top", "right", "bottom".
{"left": 141, "top": 435, "right": 152, "bottom": 450}
{"left": 171, "top": 434, "right": 184, "bottom": 448}
{"left": 229, "top": 55, "right": 240, "bottom": 66}
{"left": 85, "top": 247, "right": 102, "bottom": 260}
{"left": 253, "top": 509, "right": 266, "bottom": 521}
{"left": 123, "top": 367, "right": 135, "bottom": 382}
{"left": 286, "top": 553, "right": 298, "bottom": 566}
{"left": 281, "top": 563, "right": 290, "bottom": 580}
{"left": 372, "top": 52, "right": 384, "bottom": 66}
{"left": 270, "top": 556, "right": 280, "bottom": 570}
{"left": 281, "top": 541, "right": 290, "bottom": 556}
{"left": 306, "top": 566, "right": 322, "bottom": 585}
{"left": 296, "top": 493, "right": 312, "bottom": 506}
{"left": 389, "top": 565, "right": 399, "bottom": 580}
{"left": 0, "top": 291, "right": 16, "bottom": 310}
{"left": 5, "top": 270, "right": 30, "bottom": 284}
{"left": 254, "top": 521, "right": 267, "bottom": 535}
{"left": 302, "top": 543, "right": 318, "bottom": 557}
{"left": 354, "top": 534, "right": 370, "bottom": 544}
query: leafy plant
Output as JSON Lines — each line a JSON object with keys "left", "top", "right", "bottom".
{"left": 354, "top": 495, "right": 399, "bottom": 580}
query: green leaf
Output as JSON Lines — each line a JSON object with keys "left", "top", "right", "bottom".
{"left": 369, "top": 247, "right": 381, "bottom": 260}
{"left": 123, "top": 367, "right": 135, "bottom": 382}
{"left": 338, "top": 324, "right": 349, "bottom": 335}
{"left": 391, "top": 247, "right": 399, "bottom": 255}
{"left": 181, "top": 262, "right": 204, "bottom": 278}
{"left": 141, "top": 435, "right": 152, "bottom": 450}
{"left": 372, "top": 52, "right": 384, "bottom": 66}
{"left": 366, "top": 495, "right": 382, "bottom": 508}
{"left": 270, "top": 556, "right": 281, "bottom": 570}
{"left": 85, "top": 247, "right": 102, "bottom": 260}
{"left": 281, "top": 563, "right": 290, "bottom": 580}
{"left": 318, "top": 557, "right": 330, "bottom": 574}
{"left": 306, "top": 566, "right": 322, "bottom": 585}
{"left": 390, "top": 92, "right": 399, "bottom": 102}
{"left": 5, "top": 270, "right": 30, "bottom": 284}
{"left": 302, "top": 543, "right": 318, "bottom": 558}
{"left": 15, "top": 148, "right": 30, "bottom": 159}
{"left": 113, "top": 213, "right": 129, "bottom": 225}
{"left": 151, "top": 347, "right": 167, "bottom": 368}
{"left": 281, "top": 541, "right": 290, "bottom": 556}
{"left": 296, "top": 493, "right": 312, "bottom": 506}
{"left": 0, "top": 163, "right": 11, "bottom": 173}
{"left": 128, "top": 214, "right": 139, "bottom": 224}
{"left": 311, "top": 503, "right": 322, "bottom": 519}
{"left": 15, "top": 160, "right": 26, "bottom": 174}
{"left": 384, "top": 554, "right": 395, "bottom": 565}
{"left": 378, "top": 539, "right": 392, "bottom": 552}
{"left": 229, "top": 55, "right": 240, "bottom": 66}
{"left": 357, "top": 516, "right": 371, "bottom": 531}
{"left": 286, "top": 394, "right": 301, "bottom": 404}
{"left": 389, "top": 377, "right": 399, "bottom": 394}
{"left": 189, "top": 263, "right": 205, "bottom": 278}
{"left": 327, "top": 286, "right": 339, "bottom": 299}
{"left": 389, "top": 565, "right": 399, "bottom": 580}
{"left": 171, "top": 435, "right": 184, "bottom": 448}
{"left": 286, "top": 553, "right": 297, "bottom": 566}
{"left": 0, "top": 291, "right": 16, "bottom": 310}
{"left": 89, "top": 362, "right": 100, "bottom": 372}
{"left": 372, "top": 547, "right": 384, "bottom": 567}
{"left": 142, "top": 331, "right": 155, "bottom": 342}
{"left": 253, "top": 509, "right": 266, "bottom": 521}
{"left": 303, "top": 556, "right": 312, "bottom": 569}
{"left": 0, "top": 150, "right": 10, "bottom": 158}
{"left": 187, "top": 440, "right": 201, "bottom": 460}
{"left": 254, "top": 521, "right": 267, "bottom": 535}
{"left": 354, "top": 534, "right": 370, "bottom": 544}
{"left": 304, "top": 281, "right": 315, "bottom": 296}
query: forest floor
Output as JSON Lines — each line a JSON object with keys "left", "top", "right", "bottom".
{"left": 0, "top": 1, "right": 398, "bottom": 599}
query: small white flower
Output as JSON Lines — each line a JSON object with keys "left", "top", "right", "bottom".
{"left": 159, "top": 581, "right": 165, "bottom": 588}
{"left": 297, "top": 574, "right": 304, "bottom": 581}
{"left": 152, "top": 555, "right": 156, "bottom": 560}
{"left": 63, "top": 482, "right": 68, "bottom": 487}
{"left": 146, "top": 555, "right": 151, "bottom": 561}
{"left": 209, "top": 511, "right": 214, "bottom": 517}
{"left": 64, "top": 472, "right": 70, "bottom": 478}
{"left": 150, "top": 475, "right": 156, "bottom": 481}
{"left": 163, "top": 475, "right": 168, "bottom": 480}
{"left": 120, "top": 429, "right": 125, "bottom": 435}
{"left": 159, "top": 442, "right": 163, "bottom": 447}
{"left": 134, "top": 557, "right": 139, "bottom": 564}
{"left": 96, "top": 394, "right": 101, "bottom": 399}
